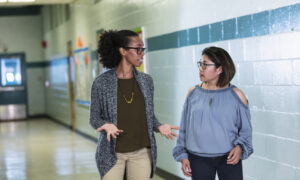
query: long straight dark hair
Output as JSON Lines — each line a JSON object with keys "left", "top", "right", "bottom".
{"left": 202, "top": 46, "right": 236, "bottom": 87}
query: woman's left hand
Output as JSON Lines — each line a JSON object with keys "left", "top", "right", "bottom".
{"left": 158, "top": 124, "right": 180, "bottom": 140}
{"left": 227, "top": 145, "right": 242, "bottom": 165}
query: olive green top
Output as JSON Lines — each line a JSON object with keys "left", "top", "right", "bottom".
{"left": 116, "top": 77, "right": 150, "bottom": 153}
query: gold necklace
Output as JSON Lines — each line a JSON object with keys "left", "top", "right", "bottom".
{"left": 123, "top": 92, "right": 134, "bottom": 104}
{"left": 118, "top": 78, "right": 135, "bottom": 104}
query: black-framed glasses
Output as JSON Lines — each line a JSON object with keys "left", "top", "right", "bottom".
{"left": 197, "top": 61, "right": 219, "bottom": 70}
{"left": 123, "top": 47, "right": 147, "bottom": 55}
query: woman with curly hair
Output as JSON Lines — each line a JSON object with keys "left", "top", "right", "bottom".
{"left": 173, "top": 46, "right": 253, "bottom": 180}
{"left": 89, "top": 30, "right": 179, "bottom": 180}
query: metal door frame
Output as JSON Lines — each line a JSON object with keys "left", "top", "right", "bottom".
{"left": 0, "top": 52, "right": 28, "bottom": 120}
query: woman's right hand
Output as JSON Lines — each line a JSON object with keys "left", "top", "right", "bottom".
{"left": 96, "top": 124, "right": 123, "bottom": 142}
{"left": 181, "top": 158, "right": 192, "bottom": 177}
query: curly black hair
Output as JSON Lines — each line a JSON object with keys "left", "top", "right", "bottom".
{"left": 97, "top": 30, "right": 139, "bottom": 68}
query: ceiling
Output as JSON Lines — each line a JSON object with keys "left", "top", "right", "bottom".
{"left": 0, "top": 0, "right": 74, "bottom": 7}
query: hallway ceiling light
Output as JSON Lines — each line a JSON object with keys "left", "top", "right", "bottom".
{"left": 0, "top": 0, "right": 73, "bottom": 6}
{"left": 8, "top": 0, "right": 36, "bottom": 2}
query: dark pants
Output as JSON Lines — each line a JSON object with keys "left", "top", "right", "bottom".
{"left": 188, "top": 153, "right": 243, "bottom": 180}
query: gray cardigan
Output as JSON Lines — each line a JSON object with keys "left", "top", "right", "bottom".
{"left": 89, "top": 67, "right": 162, "bottom": 178}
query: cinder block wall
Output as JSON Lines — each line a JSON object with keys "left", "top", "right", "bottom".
{"left": 42, "top": 1, "right": 300, "bottom": 179}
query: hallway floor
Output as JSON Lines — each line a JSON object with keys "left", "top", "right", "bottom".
{"left": 0, "top": 118, "right": 165, "bottom": 180}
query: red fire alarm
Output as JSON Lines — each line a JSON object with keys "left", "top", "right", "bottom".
{"left": 42, "top": 41, "right": 47, "bottom": 48}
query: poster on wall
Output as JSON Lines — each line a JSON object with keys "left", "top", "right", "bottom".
{"left": 132, "top": 27, "right": 146, "bottom": 72}
{"left": 74, "top": 36, "right": 91, "bottom": 104}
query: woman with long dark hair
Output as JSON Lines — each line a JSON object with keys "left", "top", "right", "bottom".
{"left": 173, "top": 46, "right": 253, "bottom": 180}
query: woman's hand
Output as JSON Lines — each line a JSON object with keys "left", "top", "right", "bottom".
{"left": 181, "top": 158, "right": 192, "bottom": 177}
{"left": 158, "top": 124, "right": 180, "bottom": 140}
{"left": 227, "top": 145, "right": 242, "bottom": 165}
{"left": 96, "top": 123, "right": 123, "bottom": 142}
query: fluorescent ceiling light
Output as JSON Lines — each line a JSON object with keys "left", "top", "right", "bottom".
{"left": 8, "top": 0, "right": 36, "bottom": 2}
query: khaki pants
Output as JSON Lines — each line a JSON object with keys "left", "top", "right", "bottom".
{"left": 102, "top": 148, "right": 152, "bottom": 180}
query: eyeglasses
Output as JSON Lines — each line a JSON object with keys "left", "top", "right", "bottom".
{"left": 123, "top": 47, "right": 147, "bottom": 55}
{"left": 197, "top": 61, "right": 219, "bottom": 70}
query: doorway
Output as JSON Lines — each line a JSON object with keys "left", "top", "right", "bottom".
{"left": 0, "top": 53, "right": 27, "bottom": 120}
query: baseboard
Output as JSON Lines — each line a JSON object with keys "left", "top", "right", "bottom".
{"left": 45, "top": 115, "right": 97, "bottom": 143}
{"left": 46, "top": 115, "right": 72, "bottom": 130}
{"left": 28, "top": 114, "right": 49, "bottom": 119}
{"left": 74, "top": 129, "right": 98, "bottom": 143}
{"left": 1, "top": 114, "right": 47, "bottom": 122}
{"left": 0, "top": 118, "right": 26, "bottom": 122}
{"left": 156, "top": 167, "right": 184, "bottom": 180}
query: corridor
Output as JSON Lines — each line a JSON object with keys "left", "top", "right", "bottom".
{"left": 0, "top": 118, "right": 165, "bottom": 180}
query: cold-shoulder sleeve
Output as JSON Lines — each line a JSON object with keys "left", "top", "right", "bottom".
{"left": 233, "top": 103, "right": 253, "bottom": 160}
{"left": 172, "top": 100, "right": 189, "bottom": 162}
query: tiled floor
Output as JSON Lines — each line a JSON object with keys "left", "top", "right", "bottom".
{"left": 0, "top": 118, "right": 165, "bottom": 180}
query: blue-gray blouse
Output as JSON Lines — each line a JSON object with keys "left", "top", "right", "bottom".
{"left": 173, "top": 85, "right": 253, "bottom": 161}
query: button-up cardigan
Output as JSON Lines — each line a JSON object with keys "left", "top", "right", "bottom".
{"left": 89, "top": 67, "right": 162, "bottom": 178}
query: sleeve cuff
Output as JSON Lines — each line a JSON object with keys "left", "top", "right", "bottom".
{"left": 173, "top": 146, "right": 188, "bottom": 162}
{"left": 175, "top": 153, "right": 188, "bottom": 162}
{"left": 153, "top": 121, "right": 162, "bottom": 132}
{"left": 233, "top": 139, "right": 253, "bottom": 160}
{"left": 90, "top": 120, "right": 110, "bottom": 130}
